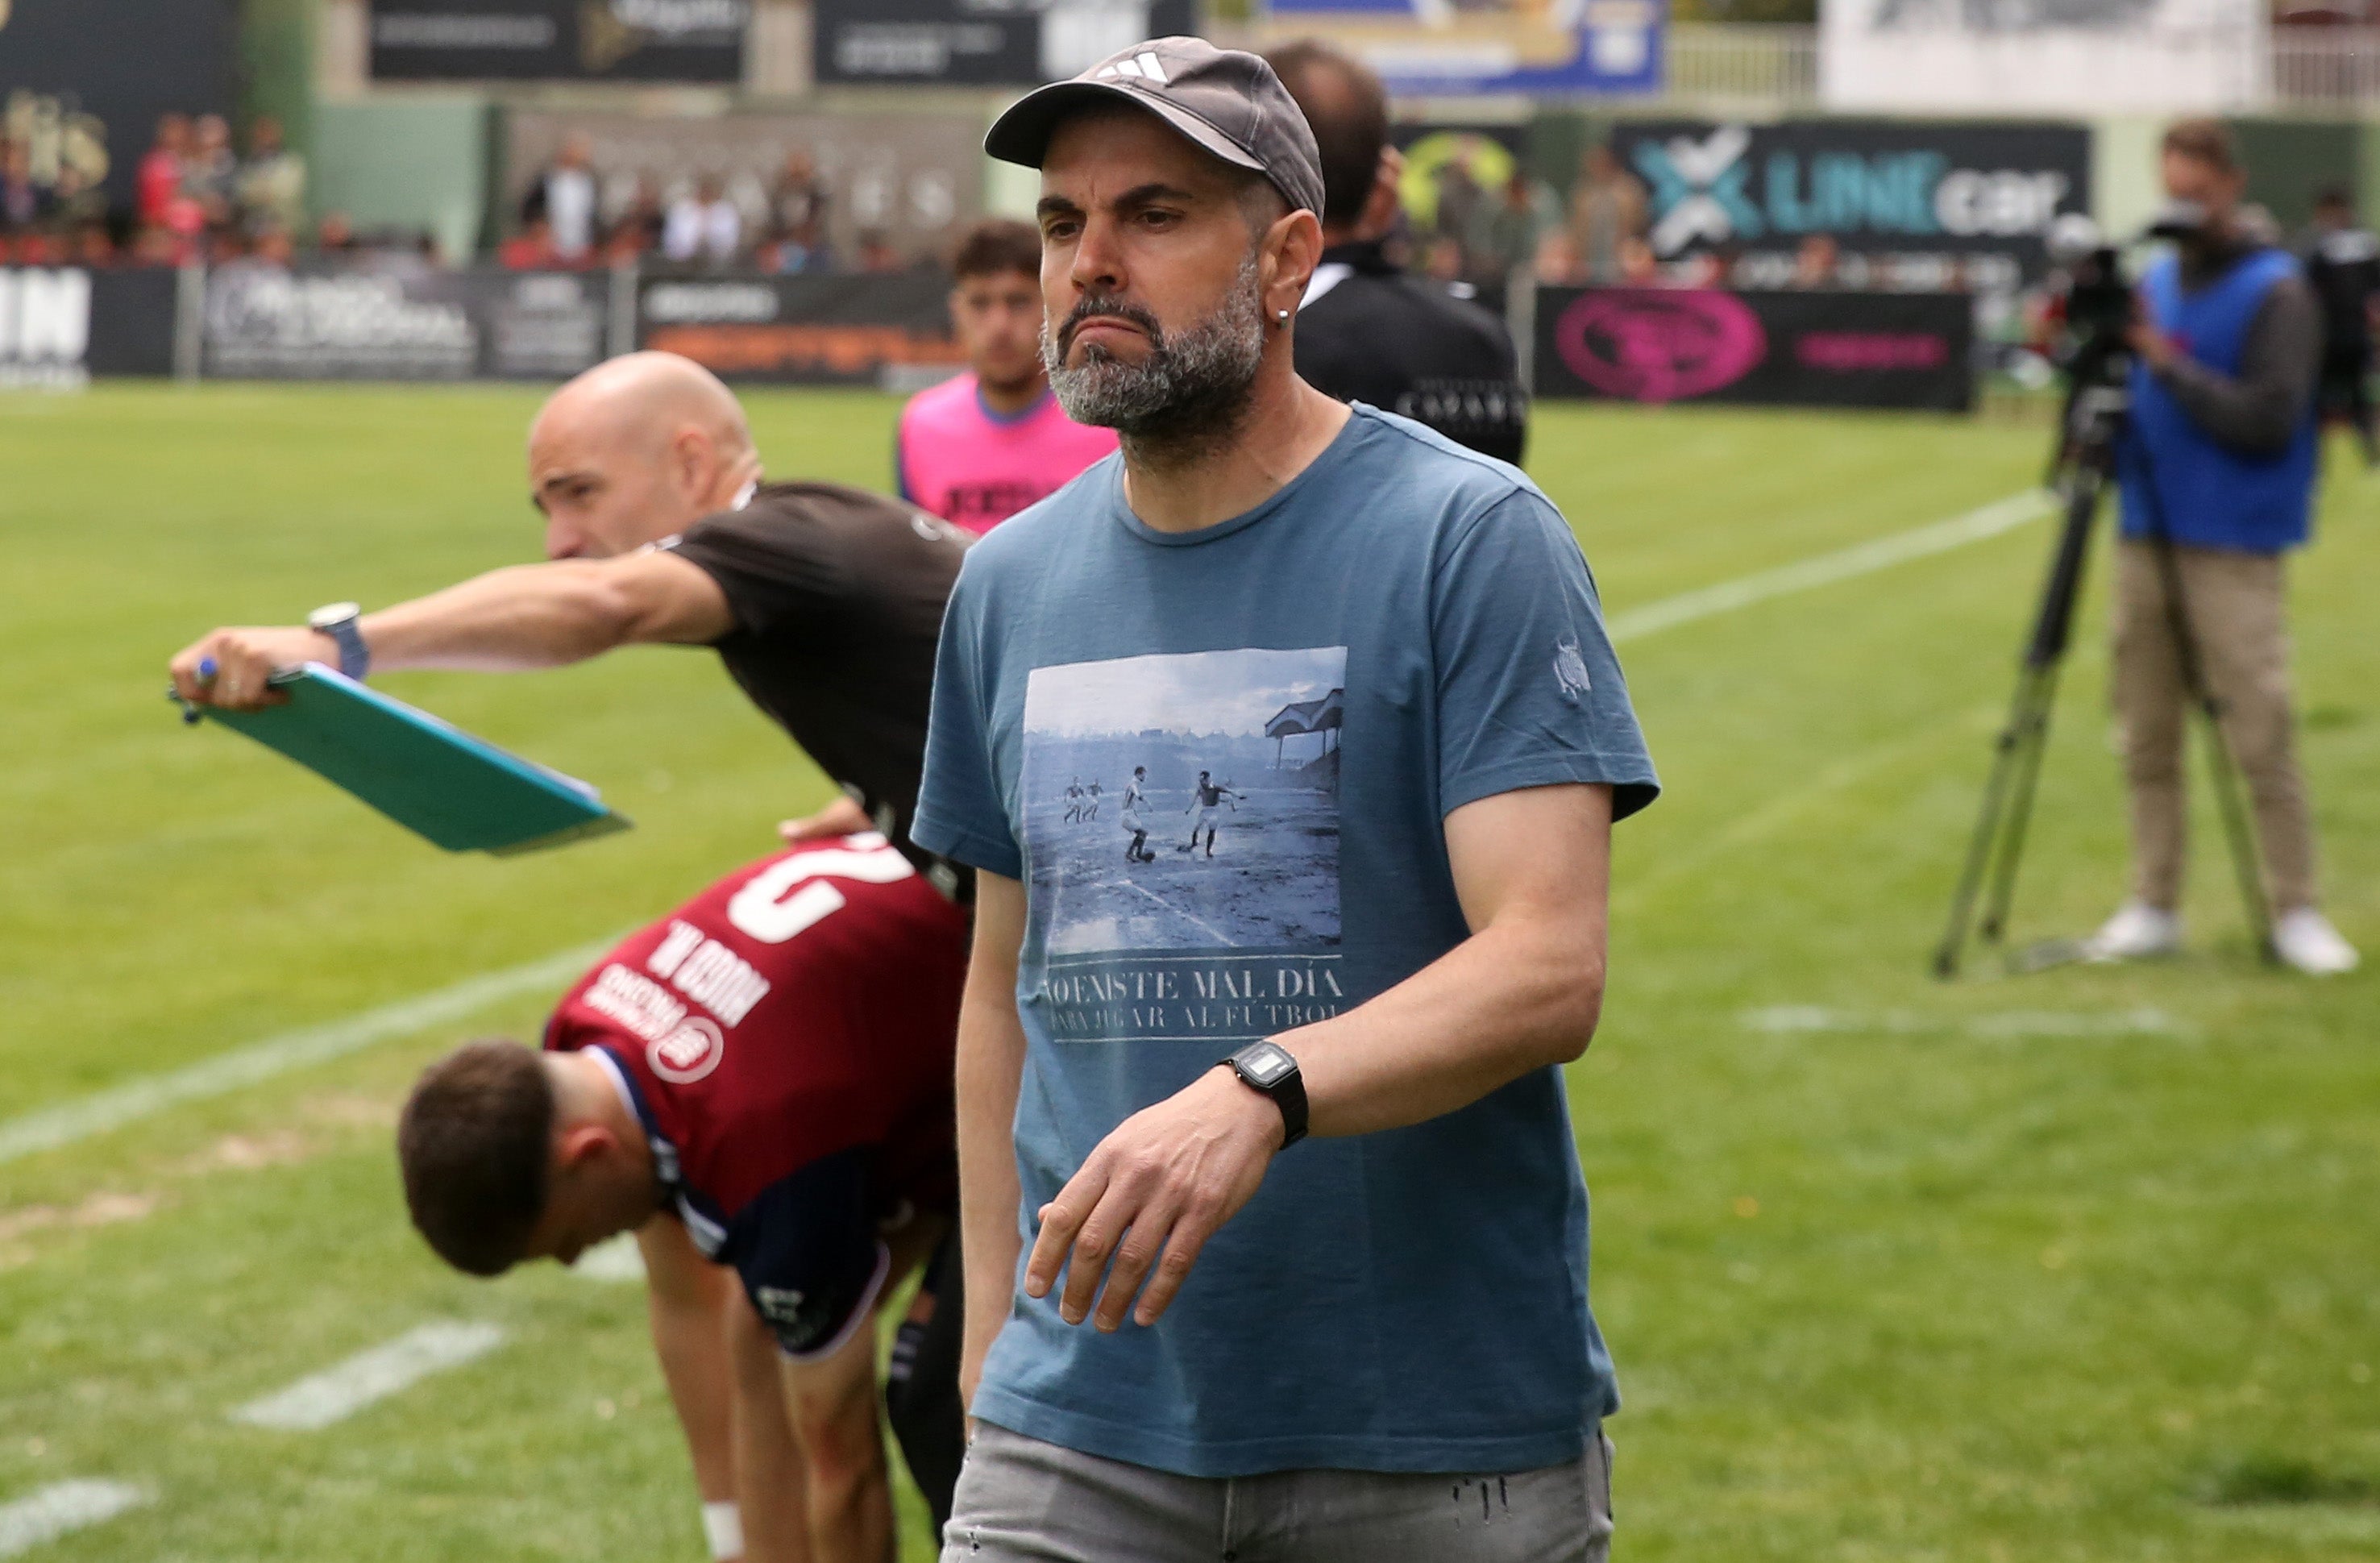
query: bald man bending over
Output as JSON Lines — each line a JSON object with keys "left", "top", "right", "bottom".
{"left": 171, "top": 351, "right": 969, "bottom": 878}
{"left": 167, "top": 350, "right": 972, "bottom": 1561}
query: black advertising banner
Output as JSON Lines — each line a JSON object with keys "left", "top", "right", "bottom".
{"left": 635, "top": 272, "right": 962, "bottom": 385}
{"left": 1533, "top": 286, "right": 1973, "bottom": 413}
{"left": 0, "top": 266, "right": 180, "bottom": 387}
{"left": 814, "top": 0, "right": 1197, "bottom": 86}
{"left": 1609, "top": 119, "right": 2091, "bottom": 294}
{"left": 0, "top": 0, "right": 237, "bottom": 211}
{"left": 370, "top": 0, "right": 746, "bottom": 82}
{"left": 202, "top": 265, "right": 608, "bottom": 380}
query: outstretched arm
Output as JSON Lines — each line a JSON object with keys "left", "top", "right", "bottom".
{"left": 168, "top": 550, "right": 733, "bottom": 709}
{"left": 1024, "top": 782, "right": 1614, "bottom": 1332}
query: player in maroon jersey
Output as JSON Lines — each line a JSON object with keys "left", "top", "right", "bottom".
{"left": 397, "top": 834, "right": 966, "bottom": 1563}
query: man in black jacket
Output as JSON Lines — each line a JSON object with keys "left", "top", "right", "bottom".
{"left": 1266, "top": 39, "right": 1531, "bottom": 464}
{"left": 2301, "top": 183, "right": 2380, "bottom": 468}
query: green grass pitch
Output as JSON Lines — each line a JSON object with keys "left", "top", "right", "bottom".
{"left": 2, "top": 383, "right": 2375, "bottom": 1561}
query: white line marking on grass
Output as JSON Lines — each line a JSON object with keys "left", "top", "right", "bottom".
{"left": 571, "top": 1233, "right": 646, "bottom": 1283}
{"left": 1742, "top": 1005, "right": 2188, "bottom": 1040}
{"left": 0, "top": 941, "right": 613, "bottom": 1167}
{"left": 1122, "top": 879, "right": 1235, "bottom": 946}
{"left": 1606, "top": 489, "right": 2054, "bottom": 646}
{"left": 0, "top": 493, "right": 2050, "bottom": 1167}
{"left": 230, "top": 1320, "right": 506, "bottom": 1432}
{"left": 0, "top": 1480, "right": 153, "bottom": 1557}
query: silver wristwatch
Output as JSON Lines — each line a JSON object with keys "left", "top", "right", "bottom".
{"left": 306, "top": 601, "right": 371, "bottom": 680}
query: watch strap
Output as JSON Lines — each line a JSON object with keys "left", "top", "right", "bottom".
{"left": 311, "top": 606, "right": 370, "bottom": 681}
{"left": 1223, "top": 1043, "right": 1308, "bottom": 1149}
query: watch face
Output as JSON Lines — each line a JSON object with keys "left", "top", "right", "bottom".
{"left": 1240, "top": 1043, "right": 1294, "bottom": 1086}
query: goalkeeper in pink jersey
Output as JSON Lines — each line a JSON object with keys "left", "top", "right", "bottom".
{"left": 895, "top": 219, "right": 1118, "bottom": 534}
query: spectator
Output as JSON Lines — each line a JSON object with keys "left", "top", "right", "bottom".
{"left": 131, "top": 223, "right": 181, "bottom": 266}
{"left": 500, "top": 215, "right": 559, "bottom": 271}
{"left": 521, "top": 133, "right": 600, "bottom": 263}
{"left": 1792, "top": 233, "right": 1841, "bottom": 289}
{"left": 770, "top": 148, "right": 831, "bottom": 272}
{"left": 893, "top": 218, "right": 1119, "bottom": 534}
{"left": 314, "top": 210, "right": 359, "bottom": 256}
{"left": 137, "top": 114, "right": 190, "bottom": 231}
{"left": 2299, "top": 183, "right": 2380, "bottom": 468}
{"left": 234, "top": 224, "right": 297, "bottom": 269}
{"left": 662, "top": 176, "right": 741, "bottom": 265}
{"left": 236, "top": 115, "right": 306, "bottom": 237}
{"left": 1618, "top": 235, "right": 1661, "bottom": 285}
{"left": 1422, "top": 231, "right": 1464, "bottom": 285}
{"left": 1674, "top": 250, "right": 1726, "bottom": 289}
{"left": 1, "top": 141, "right": 49, "bottom": 233}
{"left": 1267, "top": 36, "right": 1532, "bottom": 463}
{"left": 1431, "top": 152, "right": 1485, "bottom": 265}
{"left": 52, "top": 164, "right": 103, "bottom": 230}
{"left": 72, "top": 221, "right": 116, "bottom": 268}
{"left": 855, "top": 229, "right": 901, "bottom": 273}
{"left": 1533, "top": 227, "right": 1585, "bottom": 286}
{"left": 1467, "top": 165, "right": 1559, "bottom": 289}
{"left": 183, "top": 114, "right": 239, "bottom": 233}
{"left": 1568, "top": 143, "right": 1647, "bottom": 285}
{"left": 603, "top": 179, "right": 665, "bottom": 264}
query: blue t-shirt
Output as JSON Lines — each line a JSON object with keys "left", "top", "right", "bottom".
{"left": 913, "top": 405, "right": 1658, "bottom": 1478}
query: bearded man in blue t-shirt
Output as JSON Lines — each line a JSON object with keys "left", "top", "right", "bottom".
{"left": 913, "top": 37, "right": 1659, "bottom": 1562}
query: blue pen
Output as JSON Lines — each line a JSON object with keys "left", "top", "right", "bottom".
{"left": 168, "top": 655, "right": 222, "bottom": 724}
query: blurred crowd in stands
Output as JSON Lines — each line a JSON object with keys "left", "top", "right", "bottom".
{"left": 1403, "top": 142, "right": 1657, "bottom": 297}
{"left": 1402, "top": 136, "right": 2014, "bottom": 300}
{"left": 0, "top": 111, "right": 336, "bottom": 267}
{"left": 0, "top": 114, "right": 935, "bottom": 275}
{"left": 2, "top": 107, "right": 2008, "bottom": 300}
{"left": 502, "top": 134, "right": 922, "bottom": 275}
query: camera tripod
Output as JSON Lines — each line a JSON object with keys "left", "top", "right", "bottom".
{"left": 1932, "top": 359, "right": 2275, "bottom": 979}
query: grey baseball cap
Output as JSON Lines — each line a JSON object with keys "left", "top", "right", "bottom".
{"left": 985, "top": 36, "right": 1325, "bottom": 221}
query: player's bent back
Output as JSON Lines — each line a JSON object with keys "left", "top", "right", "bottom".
{"left": 396, "top": 833, "right": 969, "bottom": 1554}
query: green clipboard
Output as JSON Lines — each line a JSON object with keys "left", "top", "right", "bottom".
{"left": 179, "top": 663, "right": 630, "bottom": 855}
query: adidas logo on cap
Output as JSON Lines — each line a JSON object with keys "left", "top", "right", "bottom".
{"left": 1095, "top": 50, "right": 1171, "bottom": 85}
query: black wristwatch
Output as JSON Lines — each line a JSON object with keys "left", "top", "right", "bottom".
{"left": 1221, "top": 1040, "right": 1307, "bottom": 1149}
{"left": 306, "top": 601, "right": 371, "bottom": 681}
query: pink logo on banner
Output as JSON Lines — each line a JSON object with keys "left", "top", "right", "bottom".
{"left": 1551, "top": 289, "right": 1767, "bottom": 403}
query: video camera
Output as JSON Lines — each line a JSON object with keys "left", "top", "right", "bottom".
{"left": 2048, "top": 202, "right": 2212, "bottom": 392}
{"left": 2045, "top": 214, "right": 2132, "bottom": 390}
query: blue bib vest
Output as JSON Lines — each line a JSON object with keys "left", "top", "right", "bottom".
{"left": 2120, "top": 246, "right": 2318, "bottom": 555}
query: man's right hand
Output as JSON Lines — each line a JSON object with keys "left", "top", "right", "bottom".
{"left": 778, "top": 794, "right": 873, "bottom": 844}
{"left": 169, "top": 626, "right": 337, "bottom": 709}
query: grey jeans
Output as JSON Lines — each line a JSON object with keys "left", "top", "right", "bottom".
{"left": 940, "top": 1423, "right": 1615, "bottom": 1563}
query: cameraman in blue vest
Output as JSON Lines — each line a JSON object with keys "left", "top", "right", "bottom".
{"left": 2087, "top": 118, "right": 2359, "bottom": 975}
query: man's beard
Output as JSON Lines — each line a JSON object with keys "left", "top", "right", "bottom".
{"left": 1042, "top": 255, "right": 1265, "bottom": 461}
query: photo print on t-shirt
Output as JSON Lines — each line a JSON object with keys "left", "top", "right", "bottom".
{"left": 1021, "top": 646, "right": 1346, "bottom": 1046}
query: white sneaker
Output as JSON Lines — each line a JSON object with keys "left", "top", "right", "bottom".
{"left": 2272, "top": 908, "right": 2361, "bottom": 975}
{"left": 2083, "top": 901, "right": 2184, "bottom": 962}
